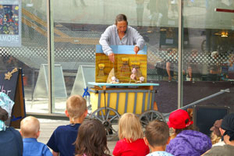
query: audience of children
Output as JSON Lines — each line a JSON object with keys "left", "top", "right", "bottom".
{"left": 112, "top": 113, "right": 149, "bottom": 156}
{"left": 3, "top": 92, "right": 233, "bottom": 156}
{"left": 47, "top": 95, "right": 87, "bottom": 156}
{"left": 20, "top": 116, "right": 52, "bottom": 156}
{"left": 203, "top": 113, "right": 234, "bottom": 156}
{"left": 74, "top": 119, "right": 110, "bottom": 156}
{"left": 166, "top": 109, "right": 212, "bottom": 156}
{"left": 144, "top": 120, "right": 173, "bottom": 156}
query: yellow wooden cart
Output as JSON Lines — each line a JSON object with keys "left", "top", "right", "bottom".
{"left": 88, "top": 82, "right": 164, "bottom": 140}
{"left": 90, "top": 45, "right": 164, "bottom": 140}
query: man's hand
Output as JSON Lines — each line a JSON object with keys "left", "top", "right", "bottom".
{"left": 108, "top": 53, "right": 115, "bottom": 63}
{"left": 134, "top": 46, "right": 140, "bottom": 54}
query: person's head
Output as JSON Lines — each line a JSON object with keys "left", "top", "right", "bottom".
{"left": 20, "top": 116, "right": 40, "bottom": 138}
{"left": 167, "top": 48, "right": 177, "bottom": 57}
{"left": 211, "top": 51, "right": 219, "bottom": 59}
{"left": 167, "top": 109, "right": 194, "bottom": 135}
{"left": 0, "top": 107, "right": 8, "bottom": 122}
{"left": 220, "top": 113, "right": 234, "bottom": 143}
{"left": 172, "top": 48, "right": 177, "bottom": 54}
{"left": 144, "top": 120, "right": 170, "bottom": 149}
{"left": 191, "top": 49, "right": 198, "bottom": 57}
{"left": 0, "top": 92, "right": 14, "bottom": 120}
{"left": 167, "top": 48, "right": 175, "bottom": 54}
{"left": 115, "top": 14, "right": 128, "bottom": 34}
{"left": 210, "top": 119, "right": 222, "bottom": 137}
{"left": 75, "top": 119, "right": 110, "bottom": 156}
{"left": 210, "top": 119, "right": 222, "bottom": 144}
{"left": 228, "top": 54, "right": 234, "bottom": 64}
{"left": 65, "top": 95, "right": 87, "bottom": 123}
{"left": 0, "top": 92, "right": 15, "bottom": 129}
{"left": 118, "top": 113, "right": 143, "bottom": 142}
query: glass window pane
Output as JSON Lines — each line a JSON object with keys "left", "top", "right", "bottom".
{"left": 0, "top": 0, "right": 49, "bottom": 113}
{"left": 51, "top": 0, "right": 180, "bottom": 114}
{"left": 2, "top": 0, "right": 232, "bottom": 115}
{"left": 182, "top": 1, "right": 234, "bottom": 113}
{"left": 22, "top": 0, "right": 48, "bottom": 113}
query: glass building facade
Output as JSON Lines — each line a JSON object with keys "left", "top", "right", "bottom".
{"left": 0, "top": 0, "right": 234, "bottom": 116}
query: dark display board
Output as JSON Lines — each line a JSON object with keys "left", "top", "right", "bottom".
{"left": 193, "top": 105, "right": 229, "bottom": 136}
{"left": 0, "top": 68, "right": 25, "bottom": 128}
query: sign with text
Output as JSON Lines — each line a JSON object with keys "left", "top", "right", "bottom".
{"left": 0, "top": 68, "right": 25, "bottom": 128}
{"left": 0, "top": 0, "right": 21, "bottom": 47}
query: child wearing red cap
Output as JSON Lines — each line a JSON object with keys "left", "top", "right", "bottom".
{"left": 166, "top": 109, "right": 212, "bottom": 156}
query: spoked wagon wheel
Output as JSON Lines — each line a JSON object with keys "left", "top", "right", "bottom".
{"left": 139, "top": 110, "right": 165, "bottom": 128}
{"left": 91, "top": 107, "right": 120, "bottom": 140}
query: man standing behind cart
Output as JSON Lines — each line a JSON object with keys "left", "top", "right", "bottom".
{"left": 99, "top": 14, "right": 145, "bottom": 63}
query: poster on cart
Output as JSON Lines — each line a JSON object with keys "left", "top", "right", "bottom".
{"left": 0, "top": 0, "right": 21, "bottom": 47}
{"left": 96, "top": 45, "right": 147, "bottom": 83}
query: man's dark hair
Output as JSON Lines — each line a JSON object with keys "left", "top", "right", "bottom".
{"left": 221, "top": 113, "right": 234, "bottom": 141}
{"left": 115, "top": 14, "right": 128, "bottom": 25}
{"left": 145, "top": 120, "right": 169, "bottom": 147}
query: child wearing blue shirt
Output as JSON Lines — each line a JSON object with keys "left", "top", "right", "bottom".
{"left": 47, "top": 95, "right": 87, "bottom": 156}
{"left": 20, "top": 116, "right": 52, "bottom": 156}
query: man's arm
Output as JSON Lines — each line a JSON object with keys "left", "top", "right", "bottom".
{"left": 99, "top": 26, "right": 114, "bottom": 56}
{"left": 108, "top": 53, "right": 115, "bottom": 63}
{"left": 131, "top": 27, "right": 145, "bottom": 52}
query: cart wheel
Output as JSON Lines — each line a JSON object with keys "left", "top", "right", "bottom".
{"left": 139, "top": 110, "right": 165, "bottom": 128}
{"left": 91, "top": 107, "right": 120, "bottom": 141}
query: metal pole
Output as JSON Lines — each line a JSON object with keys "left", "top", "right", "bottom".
{"left": 47, "top": 0, "right": 54, "bottom": 113}
{"left": 177, "top": 0, "right": 183, "bottom": 108}
{"left": 164, "top": 88, "right": 230, "bottom": 117}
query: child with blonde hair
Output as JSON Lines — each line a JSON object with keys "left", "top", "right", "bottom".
{"left": 47, "top": 95, "right": 87, "bottom": 156}
{"left": 20, "top": 116, "right": 52, "bottom": 156}
{"left": 113, "top": 113, "right": 149, "bottom": 156}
